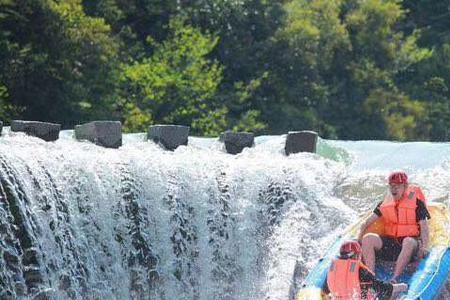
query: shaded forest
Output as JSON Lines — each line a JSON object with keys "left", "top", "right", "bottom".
{"left": 0, "top": 0, "right": 449, "bottom": 140}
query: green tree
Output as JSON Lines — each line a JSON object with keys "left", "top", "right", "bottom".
{"left": 362, "top": 89, "right": 427, "bottom": 140}
{"left": 120, "top": 19, "right": 226, "bottom": 135}
{"left": 83, "top": 0, "right": 180, "bottom": 60}
{"left": 266, "top": 0, "right": 430, "bottom": 139}
{"left": 0, "top": 0, "right": 119, "bottom": 126}
{"left": 397, "top": 0, "right": 450, "bottom": 140}
{"left": 83, "top": 0, "right": 270, "bottom": 134}
{"left": 398, "top": 45, "right": 450, "bottom": 140}
{"left": 332, "top": 0, "right": 430, "bottom": 139}
{"left": 1, "top": 0, "right": 447, "bottom": 140}
{"left": 401, "top": 0, "right": 450, "bottom": 46}
{"left": 0, "top": 84, "right": 21, "bottom": 120}
{"left": 260, "top": 0, "right": 349, "bottom": 137}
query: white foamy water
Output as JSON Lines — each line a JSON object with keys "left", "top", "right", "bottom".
{"left": 0, "top": 130, "right": 449, "bottom": 299}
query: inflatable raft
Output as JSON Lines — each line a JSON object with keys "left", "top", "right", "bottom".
{"left": 296, "top": 203, "right": 450, "bottom": 300}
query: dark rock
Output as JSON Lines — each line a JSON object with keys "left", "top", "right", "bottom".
{"left": 75, "top": 121, "right": 122, "bottom": 148}
{"left": 285, "top": 131, "right": 318, "bottom": 155}
{"left": 0, "top": 120, "right": 3, "bottom": 135}
{"left": 22, "top": 248, "right": 39, "bottom": 266}
{"left": 0, "top": 288, "right": 14, "bottom": 300}
{"left": 32, "top": 289, "right": 55, "bottom": 300}
{"left": 3, "top": 251, "right": 19, "bottom": 268}
{"left": 11, "top": 120, "right": 60, "bottom": 142}
{"left": 148, "top": 125, "right": 189, "bottom": 150}
{"left": 23, "top": 267, "right": 43, "bottom": 287}
{"left": 14, "top": 282, "right": 26, "bottom": 297}
{"left": 219, "top": 131, "right": 254, "bottom": 154}
{"left": 0, "top": 224, "right": 8, "bottom": 234}
{"left": 59, "top": 274, "right": 71, "bottom": 290}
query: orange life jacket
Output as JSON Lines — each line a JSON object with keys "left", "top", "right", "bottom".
{"left": 327, "top": 259, "right": 375, "bottom": 300}
{"left": 379, "top": 185, "right": 426, "bottom": 237}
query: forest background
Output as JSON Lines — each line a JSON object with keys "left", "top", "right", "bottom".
{"left": 1, "top": 0, "right": 449, "bottom": 141}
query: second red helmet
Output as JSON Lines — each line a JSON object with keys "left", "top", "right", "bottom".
{"left": 339, "top": 240, "right": 362, "bottom": 258}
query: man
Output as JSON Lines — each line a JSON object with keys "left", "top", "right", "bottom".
{"left": 358, "top": 171, "right": 430, "bottom": 283}
{"left": 323, "top": 240, "right": 408, "bottom": 299}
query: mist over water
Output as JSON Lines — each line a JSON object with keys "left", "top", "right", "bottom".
{"left": 1, "top": 130, "right": 450, "bottom": 299}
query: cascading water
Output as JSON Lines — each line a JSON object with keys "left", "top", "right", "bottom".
{"left": 1, "top": 129, "right": 450, "bottom": 300}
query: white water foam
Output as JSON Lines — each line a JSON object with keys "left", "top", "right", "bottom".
{"left": 0, "top": 131, "right": 449, "bottom": 299}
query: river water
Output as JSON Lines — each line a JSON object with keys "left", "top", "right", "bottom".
{"left": 1, "top": 129, "right": 449, "bottom": 299}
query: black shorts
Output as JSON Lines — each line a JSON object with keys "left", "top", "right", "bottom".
{"left": 375, "top": 236, "right": 418, "bottom": 261}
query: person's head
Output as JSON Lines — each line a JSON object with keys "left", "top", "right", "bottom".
{"left": 339, "top": 240, "right": 362, "bottom": 260}
{"left": 388, "top": 171, "right": 408, "bottom": 201}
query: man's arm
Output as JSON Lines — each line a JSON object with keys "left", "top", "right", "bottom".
{"left": 357, "top": 213, "right": 380, "bottom": 242}
{"left": 418, "top": 219, "right": 430, "bottom": 258}
{"left": 416, "top": 199, "right": 431, "bottom": 258}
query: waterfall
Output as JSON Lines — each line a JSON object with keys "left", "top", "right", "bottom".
{"left": 1, "top": 130, "right": 450, "bottom": 299}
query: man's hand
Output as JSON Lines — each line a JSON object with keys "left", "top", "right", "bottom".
{"left": 392, "top": 283, "right": 408, "bottom": 295}
{"left": 357, "top": 232, "right": 364, "bottom": 244}
{"left": 392, "top": 283, "right": 408, "bottom": 298}
{"left": 416, "top": 245, "right": 429, "bottom": 259}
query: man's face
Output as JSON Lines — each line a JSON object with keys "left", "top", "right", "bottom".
{"left": 389, "top": 183, "right": 406, "bottom": 200}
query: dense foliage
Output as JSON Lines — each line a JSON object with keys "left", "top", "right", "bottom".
{"left": 0, "top": 0, "right": 448, "bottom": 140}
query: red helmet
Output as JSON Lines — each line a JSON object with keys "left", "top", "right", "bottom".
{"left": 340, "top": 240, "right": 362, "bottom": 258}
{"left": 388, "top": 172, "right": 408, "bottom": 184}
